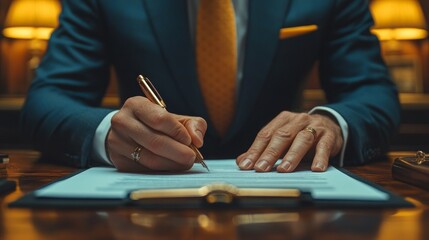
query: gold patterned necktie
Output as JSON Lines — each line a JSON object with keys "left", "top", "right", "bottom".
{"left": 196, "top": 0, "right": 237, "bottom": 137}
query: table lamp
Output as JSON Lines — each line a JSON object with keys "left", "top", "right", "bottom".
{"left": 370, "top": 0, "right": 428, "bottom": 42}
{"left": 369, "top": 0, "right": 428, "bottom": 93}
{"left": 2, "top": 0, "right": 61, "bottom": 79}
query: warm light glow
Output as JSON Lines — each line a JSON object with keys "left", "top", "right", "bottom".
{"left": 372, "top": 28, "right": 428, "bottom": 41}
{"left": 3, "top": 27, "right": 55, "bottom": 40}
{"left": 370, "top": 0, "right": 428, "bottom": 41}
{"left": 2, "top": 0, "right": 61, "bottom": 40}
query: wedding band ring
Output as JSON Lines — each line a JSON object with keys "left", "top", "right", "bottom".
{"left": 131, "top": 146, "right": 143, "bottom": 162}
{"left": 304, "top": 127, "right": 317, "bottom": 139}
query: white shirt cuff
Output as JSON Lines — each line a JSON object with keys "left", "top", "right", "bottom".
{"left": 91, "top": 110, "right": 119, "bottom": 166}
{"left": 308, "top": 106, "right": 349, "bottom": 167}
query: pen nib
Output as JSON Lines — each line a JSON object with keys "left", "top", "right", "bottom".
{"left": 189, "top": 144, "right": 209, "bottom": 171}
{"left": 200, "top": 161, "right": 210, "bottom": 172}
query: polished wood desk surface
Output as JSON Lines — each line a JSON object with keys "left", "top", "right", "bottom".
{"left": 0, "top": 150, "right": 428, "bottom": 240}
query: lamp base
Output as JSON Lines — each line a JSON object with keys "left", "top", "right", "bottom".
{"left": 27, "top": 39, "right": 45, "bottom": 82}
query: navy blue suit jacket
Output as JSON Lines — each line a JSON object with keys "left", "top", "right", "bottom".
{"left": 21, "top": 0, "right": 401, "bottom": 167}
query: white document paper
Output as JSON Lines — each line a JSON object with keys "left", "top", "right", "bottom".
{"left": 35, "top": 160, "right": 388, "bottom": 201}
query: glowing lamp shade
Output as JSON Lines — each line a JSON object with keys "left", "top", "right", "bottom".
{"left": 2, "top": 0, "right": 61, "bottom": 40}
{"left": 370, "top": 0, "right": 428, "bottom": 41}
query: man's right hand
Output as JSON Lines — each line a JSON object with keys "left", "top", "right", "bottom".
{"left": 106, "top": 96, "right": 207, "bottom": 172}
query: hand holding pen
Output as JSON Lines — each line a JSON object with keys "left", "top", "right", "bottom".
{"left": 105, "top": 76, "right": 208, "bottom": 172}
{"left": 137, "top": 75, "right": 209, "bottom": 171}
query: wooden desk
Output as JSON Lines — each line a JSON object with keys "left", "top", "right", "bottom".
{"left": 1, "top": 150, "right": 428, "bottom": 240}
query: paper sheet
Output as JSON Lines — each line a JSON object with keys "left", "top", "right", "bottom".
{"left": 35, "top": 160, "right": 388, "bottom": 200}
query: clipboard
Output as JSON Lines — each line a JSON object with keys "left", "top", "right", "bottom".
{"left": 128, "top": 183, "right": 312, "bottom": 209}
{"left": 9, "top": 167, "right": 413, "bottom": 209}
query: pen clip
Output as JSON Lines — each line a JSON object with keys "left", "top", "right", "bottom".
{"left": 137, "top": 75, "right": 167, "bottom": 108}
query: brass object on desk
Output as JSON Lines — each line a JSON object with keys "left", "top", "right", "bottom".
{"left": 415, "top": 151, "right": 428, "bottom": 165}
{"left": 392, "top": 150, "right": 429, "bottom": 191}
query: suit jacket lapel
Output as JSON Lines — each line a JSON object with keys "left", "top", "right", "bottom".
{"left": 227, "top": 0, "right": 292, "bottom": 140}
{"left": 143, "top": 0, "right": 208, "bottom": 119}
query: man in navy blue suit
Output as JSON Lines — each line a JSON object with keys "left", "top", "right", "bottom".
{"left": 21, "top": 0, "right": 400, "bottom": 173}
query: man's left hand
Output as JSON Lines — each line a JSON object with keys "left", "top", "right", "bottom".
{"left": 236, "top": 111, "right": 343, "bottom": 172}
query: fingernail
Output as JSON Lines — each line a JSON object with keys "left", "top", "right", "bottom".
{"left": 315, "top": 162, "right": 326, "bottom": 171}
{"left": 278, "top": 161, "right": 292, "bottom": 172}
{"left": 239, "top": 158, "right": 253, "bottom": 169}
{"left": 256, "top": 160, "right": 270, "bottom": 172}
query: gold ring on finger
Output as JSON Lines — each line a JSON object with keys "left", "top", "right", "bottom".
{"left": 131, "top": 146, "right": 143, "bottom": 162}
{"left": 304, "top": 127, "right": 317, "bottom": 139}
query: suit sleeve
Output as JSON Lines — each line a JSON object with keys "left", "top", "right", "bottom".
{"left": 20, "top": 0, "right": 112, "bottom": 167}
{"left": 319, "top": 0, "right": 401, "bottom": 165}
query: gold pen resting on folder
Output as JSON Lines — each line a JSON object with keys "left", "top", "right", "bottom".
{"left": 137, "top": 75, "right": 209, "bottom": 171}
